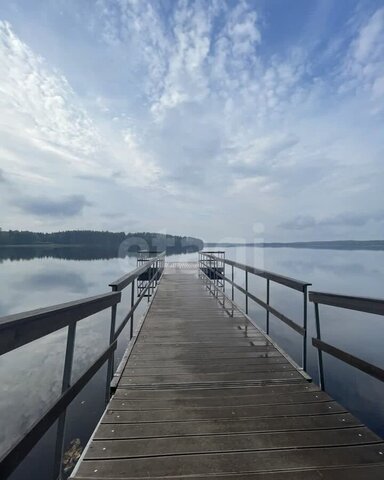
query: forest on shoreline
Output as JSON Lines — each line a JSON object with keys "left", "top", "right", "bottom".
{"left": 0, "top": 230, "right": 204, "bottom": 253}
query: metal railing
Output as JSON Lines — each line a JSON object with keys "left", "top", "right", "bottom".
{"left": 0, "top": 251, "right": 165, "bottom": 480}
{"left": 199, "top": 251, "right": 311, "bottom": 370}
{"left": 199, "top": 251, "right": 384, "bottom": 392}
{"left": 309, "top": 291, "right": 384, "bottom": 390}
{"left": 108, "top": 252, "right": 165, "bottom": 386}
{"left": 200, "top": 251, "right": 226, "bottom": 291}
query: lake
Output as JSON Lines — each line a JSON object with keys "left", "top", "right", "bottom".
{"left": 1, "top": 245, "right": 383, "bottom": 479}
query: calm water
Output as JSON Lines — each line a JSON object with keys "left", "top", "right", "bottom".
{"left": 1, "top": 246, "right": 383, "bottom": 479}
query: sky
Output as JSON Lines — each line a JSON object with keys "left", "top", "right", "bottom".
{"left": 0, "top": 0, "right": 383, "bottom": 243}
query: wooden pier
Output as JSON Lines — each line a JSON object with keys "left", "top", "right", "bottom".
{"left": 71, "top": 271, "right": 384, "bottom": 479}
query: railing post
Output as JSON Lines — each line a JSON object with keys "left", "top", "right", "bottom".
{"left": 53, "top": 322, "right": 76, "bottom": 480}
{"left": 105, "top": 288, "right": 117, "bottom": 405}
{"left": 231, "top": 264, "right": 235, "bottom": 317}
{"left": 222, "top": 256, "right": 226, "bottom": 307}
{"left": 147, "top": 265, "right": 151, "bottom": 303}
{"left": 245, "top": 270, "right": 249, "bottom": 315}
{"left": 130, "top": 279, "right": 135, "bottom": 339}
{"left": 302, "top": 285, "right": 308, "bottom": 371}
{"left": 216, "top": 257, "right": 220, "bottom": 297}
{"left": 266, "top": 279, "right": 270, "bottom": 335}
{"left": 155, "top": 260, "right": 158, "bottom": 286}
{"left": 214, "top": 256, "right": 218, "bottom": 298}
{"left": 209, "top": 256, "right": 213, "bottom": 294}
{"left": 231, "top": 265, "right": 234, "bottom": 301}
{"left": 314, "top": 302, "right": 325, "bottom": 390}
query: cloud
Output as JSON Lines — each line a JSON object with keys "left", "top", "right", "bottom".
{"left": 281, "top": 212, "right": 384, "bottom": 230}
{"left": 0, "top": 168, "right": 7, "bottom": 183}
{"left": 15, "top": 195, "right": 91, "bottom": 217}
{"left": 0, "top": 20, "right": 99, "bottom": 158}
{"left": 0, "top": 2, "right": 383, "bottom": 240}
{"left": 95, "top": 0, "right": 264, "bottom": 119}
{"left": 228, "top": 133, "right": 299, "bottom": 172}
{"left": 15, "top": 271, "right": 93, "bottom": 294}
{"left": 0, "top": 19, "right": 160, "bottom": 190}
{"left": 75, "top": 173, "right": 116, "bottom": 184}
{"left": 280, "top": 215, "right": 317, "bottom": 231}
{"left": 90, "top": 0, "right": 310, "bottom": 201}
{"left": 339, "top": 7, "right": 384, "bottom": 110}
{"left": 353, "top": 8, "right": 384, "bottom": 63}
{"left": 321, "top": 211, "right": 384, "bottom": 227}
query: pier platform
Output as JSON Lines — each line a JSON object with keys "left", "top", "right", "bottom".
{"left": 71, "top": 271, "right": 384, "bottom": 479}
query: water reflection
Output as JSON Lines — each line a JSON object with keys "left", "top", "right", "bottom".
{"left": 0, "top": 244, "right": 201, "bottom": 262}
{"left": 0, "top": 245, "right": 123, "bottom": 262}
{"left": 14, "top": 270, "right": 95, "bottom": 294}
{"left": 280, "top": 259, "right": 380, "bottom": 277}
{"left": 0, "top": 329, "right": 67, "bottom": 459}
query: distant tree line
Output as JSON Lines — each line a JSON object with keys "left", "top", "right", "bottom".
{"left": 0, "top": 229, "right": 204, "bottom": 253}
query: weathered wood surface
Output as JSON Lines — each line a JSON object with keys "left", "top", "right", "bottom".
{"left": 72, "top": 272, "right": 384, "bottom": 479}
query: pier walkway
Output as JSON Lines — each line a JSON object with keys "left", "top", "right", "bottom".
{"left": 72, "top": 271, "right": 384, "bottom": 479}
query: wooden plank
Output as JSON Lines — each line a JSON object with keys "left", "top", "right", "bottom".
{"left": 132, "top": 345, "right": 273, "bottom": 354}
{"left": 113, "top": 383, "right": 318, "bottom": 400}
{"left": 129, "top": 350, "right": 280, "bottom": 361}
{"left": 127, "top": 356, "right": 288, "bottom": 369}
{"left": 94, "top": 413, "right": 362, "bottom": 440}
{"left": 139, "top": 334, "right": 262, "bottom": 340}
{"left": 138, "top": 329, "right": 262, "bottom": 334}
{"left": 109, "top": 391, "right": 331, "bottom": 410}
{"left": 121, "top": 363, "right": 295, "bottom": 376}
{"left": 137, "top": 338, "right": 266, "bottom": 345}
{"left": 117, "top": 379, "right": 306, "bottom": 389}
{"left": 102, "top": 401, "right": 345, "bottom": 423}
{"left": 66, "top": 464, "right": 384, "bottom": 480}
{"left": 74, "top": 444, "right": 384, "bottom": 478}
{"left": 118, "top": 370, "right": 302, "bottom": 385}
{"left": 86, "top": 427, "right": 381, "bottom": 459}
{"left": 133, "top": 339, "right": 267, "bottom": 346}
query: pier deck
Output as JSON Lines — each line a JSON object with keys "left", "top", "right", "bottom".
{"left": 72, "top": 271, "right": 384, "bottom": 479}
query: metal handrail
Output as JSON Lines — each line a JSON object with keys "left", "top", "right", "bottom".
{"left": 0, "top": 252, "right": 165, "bottom": 480}
{"left": 202, "top": 252, "right": 311, "bottom": 292}
{"left": 309, "top": 291, "right": 384, "bottom": 390}
{"left": 309, "top": 291, "right": 384, "bottom": 315}
{"left": 198, "top": 260, "right": 311, "bottom": 381}
{"left": 0, "top": 292, "right": 120, "bottom": 356}
{"left": 0, "top": 293, "right": 121, "bottom": 480}
{"left": 109, "top": 251, "right": 165, "bottom": 291}
{"left": 0, "top": 341, "right": 117, "bottom": 479}
{"left": 199, "top": 252, "right": 311, "bottom": 370}
{"left": 106, "top": 252, "right": 165, "bottom": 392}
